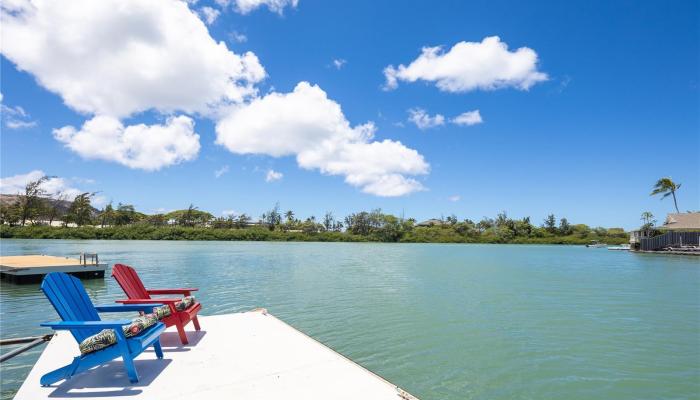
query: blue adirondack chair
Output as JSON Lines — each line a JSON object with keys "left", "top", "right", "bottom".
{"left": 39, "top": 272, "right": 166, "bottom": 386}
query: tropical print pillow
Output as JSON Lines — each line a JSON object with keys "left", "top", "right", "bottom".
{"left": 175, "top": 295, "right": 196, "bottom": 311}
{"left": 79, "top": 313, "right": 158, "bottom": 355}
{"left": 149, "top": 295, "right": 196, "bottom": 320}
{"left": 152, "top": 304, "right": 172, "bottom": 320}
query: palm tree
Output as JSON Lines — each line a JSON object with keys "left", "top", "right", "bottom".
{"left": 640, "top": 211, "right": 656, "bottom": 237}
{"left": 640, "top": 211, "right": 655, "bottom": 226}
{"left": 284, "top": 210, "right": 294, "bottom": 223}
{"left": 650, "top": 177, "right": 681, "bottom": 213}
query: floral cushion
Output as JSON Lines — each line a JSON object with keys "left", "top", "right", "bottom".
{"left": 152, "top": 304, "right": 172, "bottom": 320}
{"left": 78, "top": 313, "right": 158, "bottom": 355}
{"left": 150, "top": 296, "right": 196, "bottom": 320}
{"left": 175, "top": 295, "right": 196, "bottom": 311}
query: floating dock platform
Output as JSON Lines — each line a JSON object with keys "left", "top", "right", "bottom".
{"left": 14, "top": 310, "right": 418, "bottom": 400}
{"left": 0, "top": 255, "right": 106, "bottom": 283}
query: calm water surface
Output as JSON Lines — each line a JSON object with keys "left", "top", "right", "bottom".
{"left": 0, "top": 240, "right": 698, "bottom": 399}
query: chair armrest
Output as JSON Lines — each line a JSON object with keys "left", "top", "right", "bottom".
{"left": 115, "top": 298, "right": 181, "bottom": 304}
{"left": 95, "top": 304, "right": 164, "bottom": 313}
{"left": 116, "top": 298, "right": 180, "bottom": 314}
{"left": 147, "top": 288, "right": 198, "bottom": 295}
{"left": 40, "top": 320, "right": 131, "bottom": 330}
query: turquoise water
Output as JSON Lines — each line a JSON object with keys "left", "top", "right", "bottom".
{"left": 0, "top": 240, "right": 698, "bottom": 399}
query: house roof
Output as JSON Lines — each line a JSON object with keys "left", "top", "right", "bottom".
{"left": 659, "top": 212, "right": 700, "bottom": 231}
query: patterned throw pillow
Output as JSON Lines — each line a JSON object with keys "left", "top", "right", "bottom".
{"left": 152, "top": 305, "right": 172, "bottom": 320}
{"left": 79, "top": 314, "right": 158, "bottom": 355}
{"left": 149, "top": 295, "right": 196, "bottom": 320}
{"left": 175, "top": 295, "right": 196, "bottom": 311}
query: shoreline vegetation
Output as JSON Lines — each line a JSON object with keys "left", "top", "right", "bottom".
{"left": 0, "top": 176, "right": 628, "bottom": 245}
{"left": 0, "top": 224, "right": 628, "bottom": 244}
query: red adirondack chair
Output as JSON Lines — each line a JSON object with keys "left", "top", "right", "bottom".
{"left": 111, "top": 264, "right": 202, "bottom": 345}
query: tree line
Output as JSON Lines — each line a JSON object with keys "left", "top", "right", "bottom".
{"left": 0, "top": 175, "right": 631, "bottom": 244}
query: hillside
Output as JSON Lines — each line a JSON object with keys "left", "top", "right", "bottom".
{"left": 0, "top": 194, "right": 100, "bottom": 216}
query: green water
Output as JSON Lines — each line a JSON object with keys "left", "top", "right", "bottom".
{"left": 0, "top": 240, "right": 698, "bottom": 399}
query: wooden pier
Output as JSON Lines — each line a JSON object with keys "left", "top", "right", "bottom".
{"left": 13, "top": 310, "right": 418, "bottom": 400}
{"left": 0, "top": 255, "right": 106, "bottom": 283}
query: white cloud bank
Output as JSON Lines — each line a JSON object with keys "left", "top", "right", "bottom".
{"left": 408, "top": 108, "right": 445, "bottom": 130}
{"left": 1, "top": 0, "right": 265, "bottom": 118}
{"left": 451, "top": 110, "right": 483, "bottom": 126}
{"left": 1, "top": 0, "right": 266, "bottom": 171}
{"left": 384, "top": 36, "right": 547, "bottom": 92}
{"left": 54, "top": 116, "right": 200, "bottom": 171}
{"left": 216, "top": 82, "right": 429, "bottom": 196}
{"left": 1, "top": 1, "right": 430, "bottom": 197}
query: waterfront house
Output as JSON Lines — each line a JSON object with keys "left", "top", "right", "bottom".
{"left": 657, "top": 212, "right": 700, "bottom": 231}
{"left": 630, "top": 212, "right": 700, "bottom": 251}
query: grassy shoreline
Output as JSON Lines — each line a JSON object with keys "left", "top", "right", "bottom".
{"left": 0, "top": 225, "right": 629, "bottom": 245}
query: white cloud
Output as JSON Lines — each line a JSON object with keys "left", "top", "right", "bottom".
{"left": 332, "top": 59, "right": 346, "bottom": 70}
{"left": 198, "top": 6, "right": 220, "bottom": 25}
{"left": 215, "top": 82, "right": 429, "bottom": 197}
{"left": 451, "top": 110, "right": 483, "bottom": 126}
{"left": 1, "top": 0, "right": 266, "bottom": 118}
{"left": 221, "top": 209, "right": 237, "bottom": 216}
{"left": 448, "top": 195, "right": 461, "bottom": 202}
{"left": 224, "top": 0, "right": 298, "bottom": 15}
{"left": 383, "top": 36, "right": 548, "bottom": 93}
{"left": 229, "top": 30, "right": 248, "bottom": 43}
{"left": 408, "top": 108, "right": 445, "bottom": 130}
{"left": 54, "top": 115, "right": 201, "bottom": 171}
{"left": 1, "top": 96, "right": 38, "bottom": 129}
{"left": 0, "top": 170, "right": 90, "bottom": 200}
{"left": 214, "top": 165, "right": 230, "bottom": 178}
{"left": 265, "top": 169, "right": 283, "bottom": 182}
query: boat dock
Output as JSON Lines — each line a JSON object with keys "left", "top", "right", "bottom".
{"left": 13, "top": 309, "right": 418, "bottom": 400}
{"left": 0, "top": 255, "right": 106, "bottom": 283}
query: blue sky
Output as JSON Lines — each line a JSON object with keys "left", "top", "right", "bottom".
{"left": 1, "top": 0, "right": 698, "bottom": 229}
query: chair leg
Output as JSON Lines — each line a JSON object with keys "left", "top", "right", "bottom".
{"left": 192, "top": 315, "right": 201, "bottom": 331}
{"left": 40, "top": 357, "right": 80, "bottom": 386}
{"left": 122, "top": 354, "right": 139, "bottom": 383}
{"left": 115, "top": 331, "right": 139, "bottom": 383}
{"left": 153, "top": 338, "right": 164, "bottom": 359}
{"left": 176, "top": 323, "right": 189, "bottom": 345}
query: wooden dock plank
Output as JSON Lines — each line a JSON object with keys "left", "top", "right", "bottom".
{"left": 0, "top": 255, "right": 96, "bottom": 269}
{"left": 0, "top": 255, "right": 107, "bottom": 283}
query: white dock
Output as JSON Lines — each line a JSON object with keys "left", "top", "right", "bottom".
{"left": 0, "top": 255, "right": 106, "bottom": 283}
{"left": 14, "top": 310, "right": 418, "bottom": 400}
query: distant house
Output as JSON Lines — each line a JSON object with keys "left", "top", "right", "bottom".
{"left": 657, "top": 212, "right": 700, "bottom": 231}
{"left": 416, "top": 219, "right": 444, "bottom": 227}
{"left": 630, "top": 212, "right": 700, "bottom": 251}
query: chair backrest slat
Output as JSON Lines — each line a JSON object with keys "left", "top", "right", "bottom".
{"left": 41, "top": 273, "right": 101, "bottom": 343}
{"left": 112, "top": 264, "right": 150, "bottom": 299}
